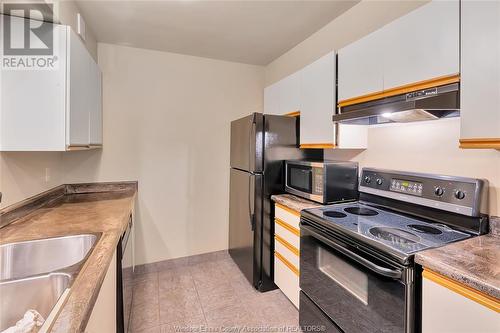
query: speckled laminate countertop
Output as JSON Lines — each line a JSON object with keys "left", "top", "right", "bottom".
{"left": 0, "top": 183, "right": 137, "bottom": 332}
{"left": 271, "top": 193, "right": 323, "bottom": 212}
{"left": 415, "top": 230, "right": 500, "bottom": 300}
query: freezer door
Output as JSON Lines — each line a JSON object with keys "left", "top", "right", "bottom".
{"left": 228, "top": 168, "right": 262, "bottom": 288}
{"left": 230, "top": 113, "right": 264, "bottom": 173}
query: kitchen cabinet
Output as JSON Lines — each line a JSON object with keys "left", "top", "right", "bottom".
{"left": 422, "top": 269, "right": 500, "bottom": 333}
{"left": 459, "top": 0, "right": 500, "bottom": 149}
{"left": 274, "top": 203, "right": 300, "bottom": 308}
{"left": 85, "top": 250, "right": 117, "bottom": 333}
{"left": 338, "top": 1, "right": 459, "bottom": 103}
{"left": 338, "top": 30, "right": 384, "bottom": 102}
{"left": 263, "top": 71, "right": 300, "bottom": 116}
{"left": 382, "top": 1, "right": 459, "bottom": 91}
{"left": 300, "top": 51, "right": 367, "bottom": 149}
{"left": 299, "top": 51, "right": 336, "bottom": 148}
{"left": 0, "top": 16, "right": 103, "bottom": 151}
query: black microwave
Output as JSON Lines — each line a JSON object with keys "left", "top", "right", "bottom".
{"left": 285, "top": 160, "right": 359, "bottom": 204}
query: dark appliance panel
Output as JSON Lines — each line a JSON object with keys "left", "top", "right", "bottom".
{"left": 230, "top": 113, "right": 264, "bottom": 173}
{"left": 300, "top": 224, "right": 412, "bottom": 333}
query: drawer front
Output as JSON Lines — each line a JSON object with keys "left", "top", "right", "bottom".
{"left": 275, "top": 234, "right": 299, "bottom": 269}
{"left": 274, "top": 253, "right": 300, "bottom": 308}
{"left": 275, "top": 218, "right": 300, "bottom": 250}
{"left": 275, "top": 204, "right": 300, "bottom": 230}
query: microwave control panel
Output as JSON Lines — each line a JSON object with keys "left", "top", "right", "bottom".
{"left": 313, "top": 168, "right": 323, "bottom": 194}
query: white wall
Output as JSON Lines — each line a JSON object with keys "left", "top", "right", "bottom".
{"left": 62, "top": 43, "right": 264, "bottom": 265}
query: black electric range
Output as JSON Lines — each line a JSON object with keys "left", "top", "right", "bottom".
{"left": 299, "top": 168, "right": 489, "bottom": 333}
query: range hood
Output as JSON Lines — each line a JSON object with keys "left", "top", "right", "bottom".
{"left": 333, "top": 82, "right": 460, "bottom": 125}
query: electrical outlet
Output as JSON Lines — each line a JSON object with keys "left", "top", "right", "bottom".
{"left": 45, "top": 167, "right": 51, "bottom": 182}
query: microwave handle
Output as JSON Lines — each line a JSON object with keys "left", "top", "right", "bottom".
{"left": 302, "top": 225, "right": 403, "bottom": 279}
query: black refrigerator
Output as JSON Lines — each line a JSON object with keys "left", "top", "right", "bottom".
{"left": 229, "top": 113, "right": 321, "bottom": 292}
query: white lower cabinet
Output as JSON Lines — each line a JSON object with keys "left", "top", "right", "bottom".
{"left": 85, "top": 250, "right": 117, "bottom": 333}
{"left": 274, "top": 203, "right": 301, "bottom": 309}
{"left": 422, "top": 270, "right": 500, "bottom": 333}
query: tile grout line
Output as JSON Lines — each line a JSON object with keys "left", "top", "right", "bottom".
{"left": 189, "top": 264, "right": 209, "bottom": 327}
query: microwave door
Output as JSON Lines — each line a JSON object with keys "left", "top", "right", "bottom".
{"left": 230, "top": 113, "right": 264, "bottom": 173}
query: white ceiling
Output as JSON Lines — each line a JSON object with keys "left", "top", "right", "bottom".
{"left": 75, "top": 0, "right": 359, "bottom": 65}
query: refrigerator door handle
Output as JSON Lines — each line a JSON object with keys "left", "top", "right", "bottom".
{"left": 248, "top": 175, "right": 255, "bottom": 231}
{"left": 249, "top": 113, "right": 256, "bottom": 173}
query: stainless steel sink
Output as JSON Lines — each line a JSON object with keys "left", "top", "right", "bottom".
{"left": 0, "top": 234, "right": 97, "bottom": 280}
{"left": 0, "top": 273, "right": 71, "bottom": 331}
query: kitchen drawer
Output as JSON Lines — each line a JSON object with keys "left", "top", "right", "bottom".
{"left": 275, "top": 204, "right": 300, "bottom": 230}
{"left": 275, "top": 218, "right": 300, "bottom": 250}
{"left": 275, "top": 234, "right": 299, "bottom": 269}
{"left": 274, "top": 252, "right": 300, "bottom": 308}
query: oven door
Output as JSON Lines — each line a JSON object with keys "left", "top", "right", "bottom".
{"left": 300, "top": 224, "right": 413, "bottom": 333}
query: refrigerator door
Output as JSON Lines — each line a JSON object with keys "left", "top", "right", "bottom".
{"left": 228, "top": 168, "right": 263, "bottom": 288}
{"left": 230, "top": 113, "right": 264, "bottom": 173}
{"left": 259, "top": 115, "right": 323, "bottom": 292}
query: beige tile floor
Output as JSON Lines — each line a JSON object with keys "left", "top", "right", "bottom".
{"left": 129, "top": 252, "right": 299, "bottom": 333}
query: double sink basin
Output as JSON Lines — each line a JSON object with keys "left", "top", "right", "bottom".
{"left": 0, "top": 234, "right": 100, "bottom": 331}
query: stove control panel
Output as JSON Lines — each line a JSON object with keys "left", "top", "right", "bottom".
{"left": 359, "top": 168, "right": 488, "bottom": 217}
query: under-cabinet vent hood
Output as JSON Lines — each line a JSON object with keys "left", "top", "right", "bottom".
{"left": 333, "top": 82, "right": 460, "bottom": 125}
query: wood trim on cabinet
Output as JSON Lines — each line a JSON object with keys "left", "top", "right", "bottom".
{"left": 285, "top": 111, "right": 300, "bottom": 117}
{"left": 459, "top": 138, "right": 500, "bottom": 149}
{"left": 275, "top": 234, "right": 300, "bottom": 256}
{"left": 300, "top": 143, "right": 336, "bottom": 149}
{"left": 275, "top": 251, "right": 299, "bottom": 276}
{"left": 275, "top": 218, "right": 300, "bottom": 237}
{"left": 423, "top": 269, "right": 500, "bottom": 313}
{"left": 275, "top": 203, "right": 300, "bottom": 217}
{"left": 338, "top": 73, "right": 461, "bottom": 107}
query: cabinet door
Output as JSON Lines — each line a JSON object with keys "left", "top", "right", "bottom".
{"left": 338, "top": 30, "right": 385, "bottom": 101}
{"left": 66, "top": 28, "right": 90, "bottom": 148}
{"left": 422, "top": 271, "right": 500, "bottom": 333}
{"left": 279, "top": 71, "right": 301, "bottom": 115}
{"left": 89, "top": 59, "right": 102, "bottom": 146}
{"left": 264, "top": 82, "right": 280, "bottom": 115}
{"left": 300, "top": 51, "right": 336, "bottom": 147}
{"left": 460, "top": 0, "right": 500, "bottom": 147}
{"left": 383, "top": 1, "right": 459, "bottom": 90}
{"left": 0, "top": 17, "right": 67, "bottom": 151}
{"left": 85, "top": 250, "right": 117, "bottom": 333}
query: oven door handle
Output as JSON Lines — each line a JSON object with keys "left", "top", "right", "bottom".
{"left": 302, "top": 225, "right": 403, "bottom": 279}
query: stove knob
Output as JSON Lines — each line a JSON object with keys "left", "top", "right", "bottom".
{"left": 376, "top": 178, "right": 383, "bottom": 185}
{"left": 364, "top": 176, "right": 372, "bottom": 184}
{"left": 455, "top": 190, "right": 466, "bottom": 200}
{"left": 434, "top": 187, "right": 444, "bottom": 197}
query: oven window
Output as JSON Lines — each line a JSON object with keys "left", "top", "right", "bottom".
{"left": 318, "top": 245, "right": 368, "bottom": 305}
{"left": 288, "top": 165, "right": 312, "bottom": 193}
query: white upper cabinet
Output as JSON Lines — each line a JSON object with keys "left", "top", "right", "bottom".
{"left": 263, "top": 82, "right": 280, "bottom": 115}
{"left": 460, "top": 0, "right": 500, "bottom": 148}
{"left": 264, "top": 71, "right": 300, "bottom": 115}
{"left": 67, "top": 28, "right": 91, "bottom": 147}
{"left": 0, "top": 16, "right": 102, "bottom": 151}
{"left": 89, "top": 57, "right": 103, "bottom": 146}
{"left": 338, "top": 0, "right": 459, "bottom": 102}
{"left": 279, "top": 71, "right": 301, "bottom": 115}
{"left": 338, "top": 30, "right": 385, "bottom": 102}
{"left": 300, "top": 51, "right": 336, "bottom": 147}
{"left": 383, "top": 0, "right": 459, "bottom": 90}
